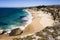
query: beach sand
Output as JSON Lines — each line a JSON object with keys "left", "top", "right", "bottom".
{"left": 0, "top": 9, "right": 54, "bottom": 40}
{"left": 21, "top": 9, "right": 45, "bottom": 37}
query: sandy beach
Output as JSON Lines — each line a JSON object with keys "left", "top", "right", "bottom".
{"left": 21, "top": 9, "right": 54, "bottom": 37}
{"left": 0, "top": 9, "right": 54, "bottom": 40}
{"left": 21, "top": 9, "right": 45, "bottom": 37}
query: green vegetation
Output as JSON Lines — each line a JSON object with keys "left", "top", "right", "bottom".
{"left": 13, "top": 38, "right": 23, "bottom": 40}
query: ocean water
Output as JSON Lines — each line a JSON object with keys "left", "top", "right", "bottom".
{"left": 0, "top": 8, "right": 31, "bottom": 30}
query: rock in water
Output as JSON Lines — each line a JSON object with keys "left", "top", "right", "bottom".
{"left": 9, "top": 28, "right": 23, "bottom": 36}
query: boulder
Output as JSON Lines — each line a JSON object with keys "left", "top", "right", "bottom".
{"left": 9, "top": 28, "right": 23, "bottom": 36}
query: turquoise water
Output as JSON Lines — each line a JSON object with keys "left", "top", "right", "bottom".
{"left": 0, "top": 8, "right": 28, "bottom": 30}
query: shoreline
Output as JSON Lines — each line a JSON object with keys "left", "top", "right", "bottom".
{"left": 0, "top": 9, "right": 34, "bottom": 40}
{"left": 19, "top": 9, "right": 33, "bottom": 30}
{"left": 0, "top": 9, "right": 33, "bottom": 34}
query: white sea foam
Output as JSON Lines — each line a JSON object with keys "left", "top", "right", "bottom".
{"left": 19, "top": 9, "right": 33, "bottom": 30}
{"left": 4, "top": 9, "right": 33, "bottom": 34}
{"left": 23, "top": 9, "right": 33, "bottom": 28}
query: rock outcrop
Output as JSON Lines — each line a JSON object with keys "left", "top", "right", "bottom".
{"left": 9, "top": 28, "right": 23, "bottom": 36}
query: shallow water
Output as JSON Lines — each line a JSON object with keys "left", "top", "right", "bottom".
{"left": 0, "top": 8, "right": 29, "bottom": 30}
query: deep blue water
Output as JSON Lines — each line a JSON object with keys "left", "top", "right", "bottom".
{"left": 0, "top": 8, "right": 28, "bottom": 30}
